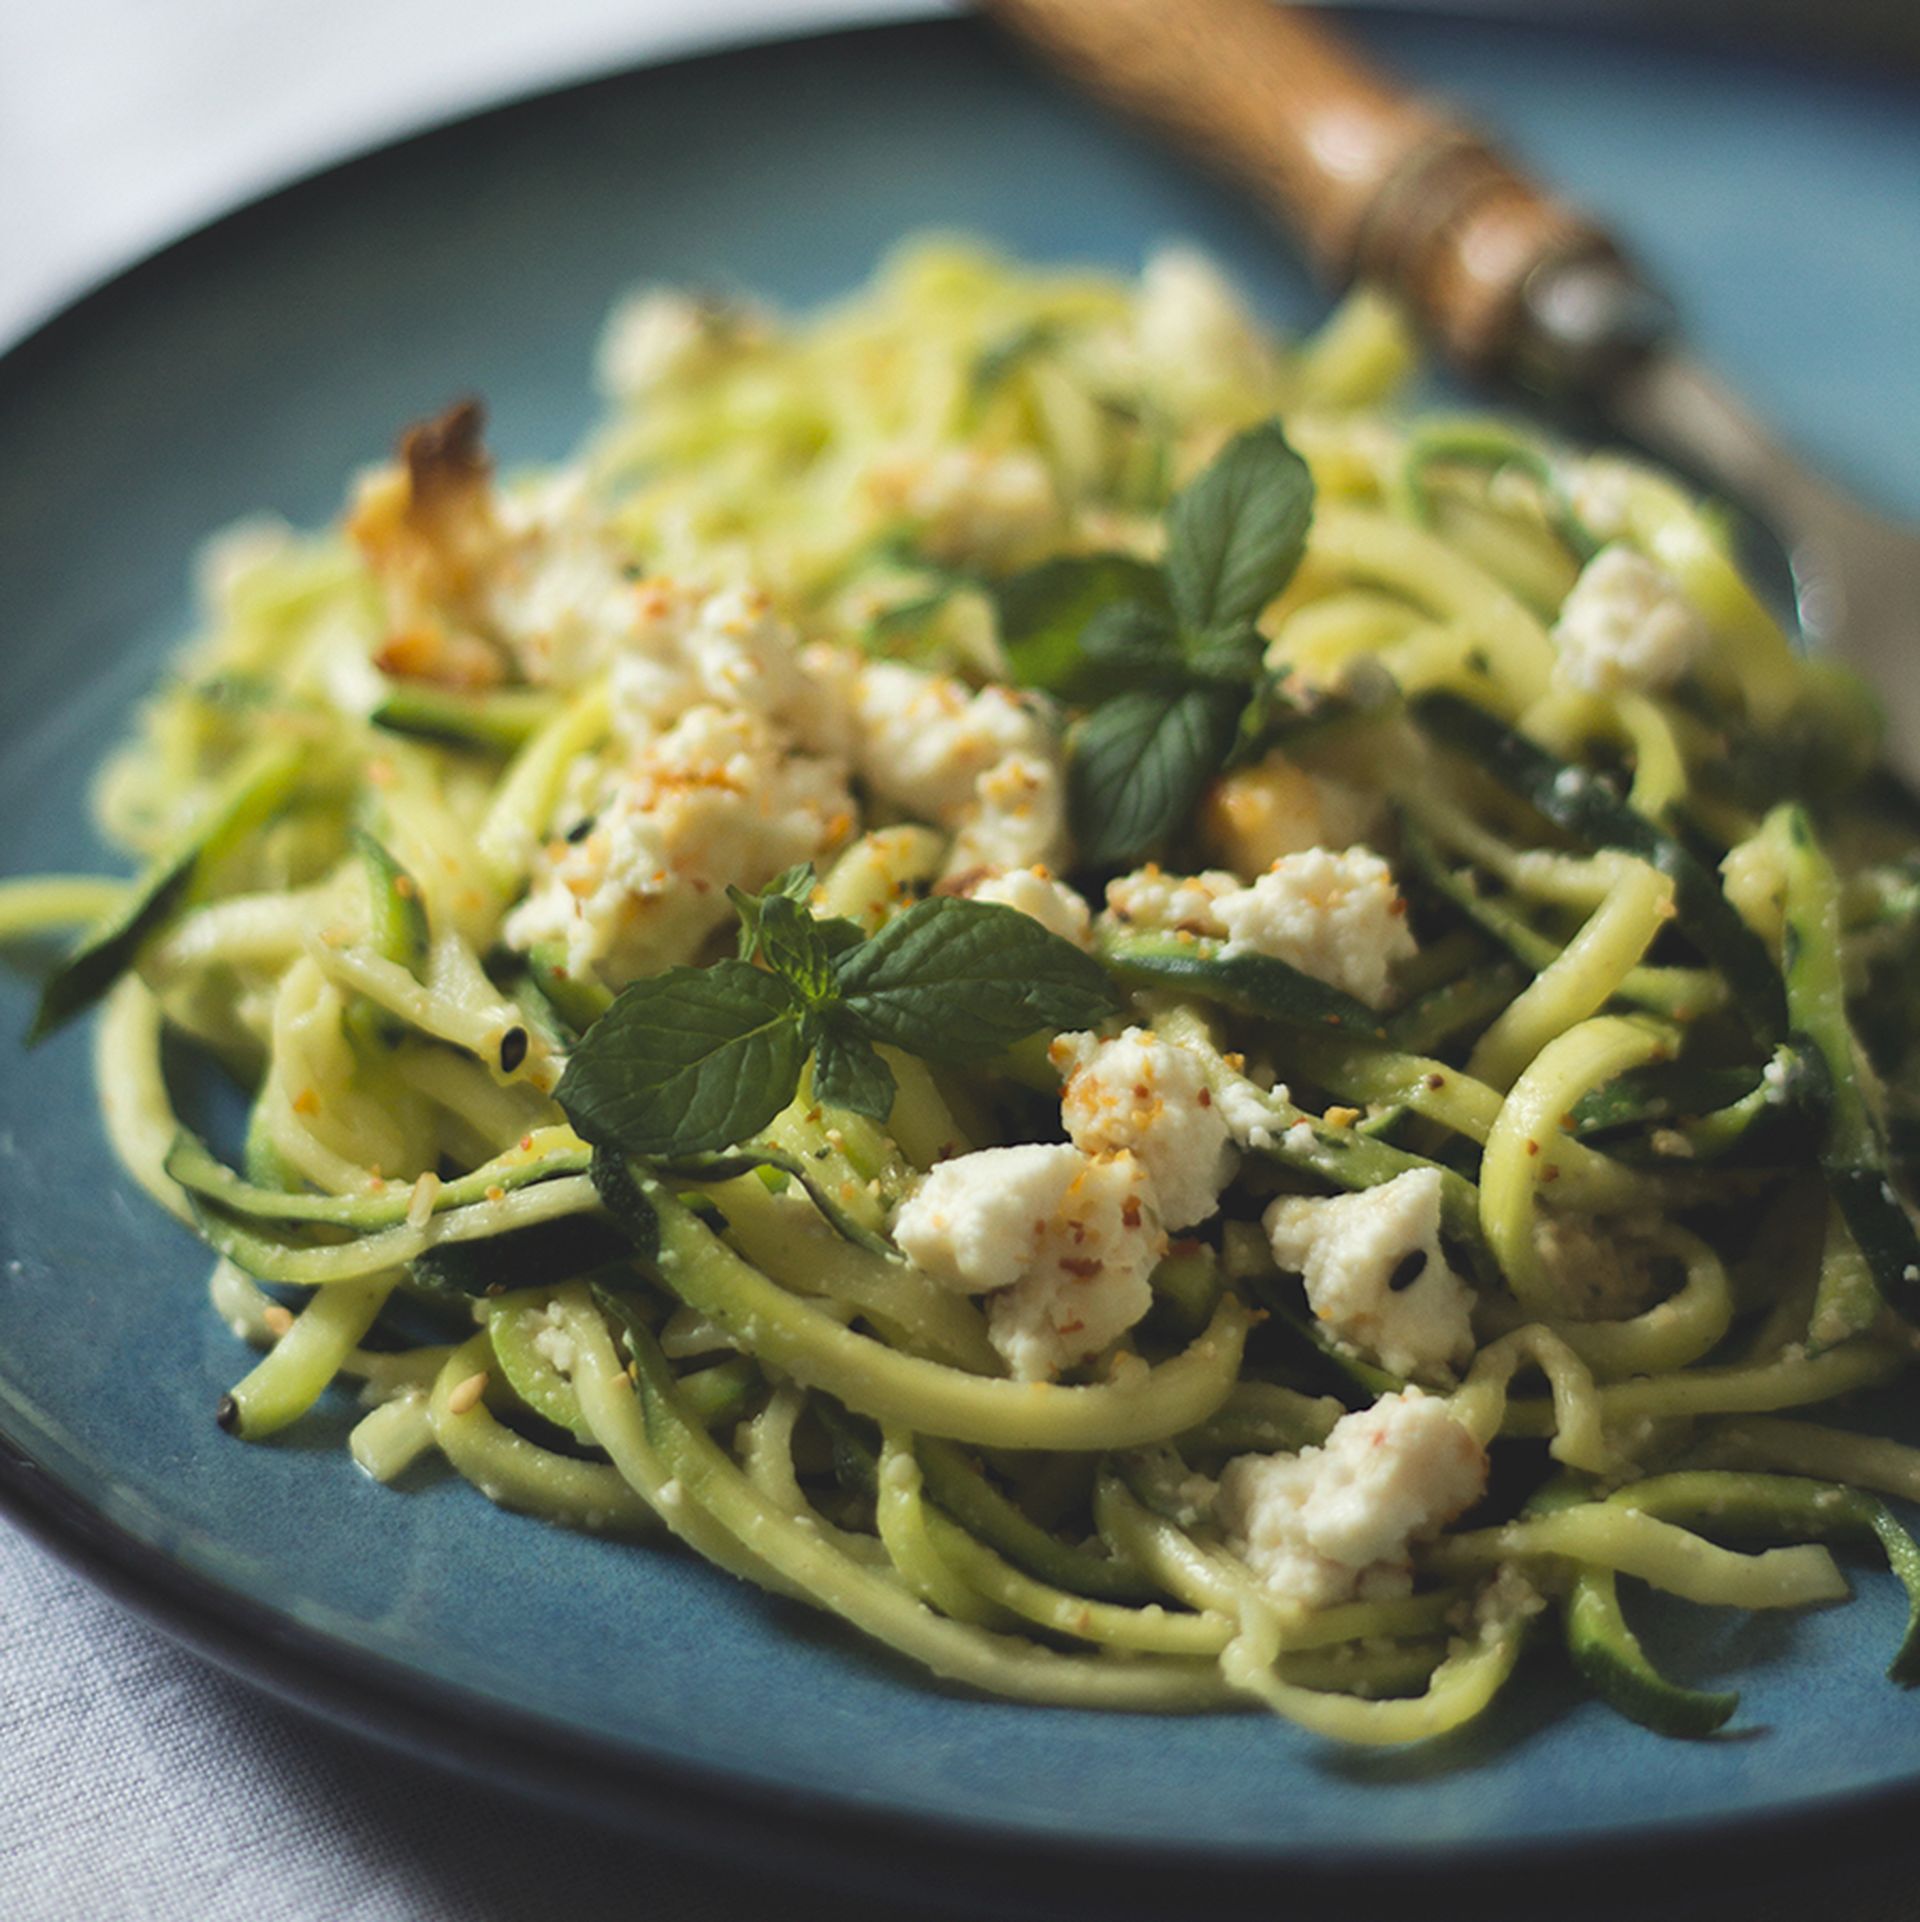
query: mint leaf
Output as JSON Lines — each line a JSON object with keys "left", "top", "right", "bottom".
{"left": 555, "top": 960, "right": 807, "bottom": 1158}
{"left": 1068, "top": 682, "right": 1244, "bottom": 867}
{"left": 753, "top": 894, "right": 839, "bottom": 1005}
{"left": 731, "top": 866, "right": 861, "bottom": 968}
{"left": 1079, "top": 599, "right": 1189, "bottom": 691}
{"left": 1165, "top": 421, "right": 1314, "bottom": 634}
{"left": 812, "top": 1023, "right": 898, "bottom": 1123}
{"left": 835, "top": 898, "right": 1118, "bottom": 1059}
{"left": 1183, "top": 624, "right": 1266, "bottom": 687}
{"left": 730, "top": 863, "right": 817, "bottom": 959}
{"left": 996, "top": 554, "right": 1166, "bottom": 699}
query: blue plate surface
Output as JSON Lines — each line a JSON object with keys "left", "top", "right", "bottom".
{"left": 2, "top": 14, "right": 1919, "bottom": 1913}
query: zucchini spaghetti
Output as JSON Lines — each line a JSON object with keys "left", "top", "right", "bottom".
{"left": 7, "top": 239, "right": 1920, "bottom": 1745}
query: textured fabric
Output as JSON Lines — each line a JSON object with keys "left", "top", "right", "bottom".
{"left": 3, "top": 1519, "right": 1916, "bottom": 1922}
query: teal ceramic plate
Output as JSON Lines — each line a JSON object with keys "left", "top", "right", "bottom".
{"left": 3, "top": 14, "right": 1919, "bottom": 1916}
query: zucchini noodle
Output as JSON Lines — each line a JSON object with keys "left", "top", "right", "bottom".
{"left": 7, "top": 238, "right": 1917, "bottom": 1751}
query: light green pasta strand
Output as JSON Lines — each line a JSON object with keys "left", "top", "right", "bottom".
{"left": 428, "top": 1333, "right": 656, "bottom": 1535}
{"left": 476, "top": 676, "right": 612, "bottom": 891}
{"left": 1428, "top": 1505, "right": 1846, "bottom": 1610}
{"left": 95, "top": 979, "right": 195, "bottom": 1225}
{"left": 0, "top": 874, "right": 133, "bottom": 939}
{"left": 1499, "top": 1341, "right": 1906, "bottom": 1438}
{"left": 1480, "top": 1016, "right": 1674, "bottom": 1312}
{"left": 1310, "top": 506, "right": 1557, "bottom": 708}
{"left": 701, "top": 1170, "right": 997, "bottom": 1373}
{"left": 877, "top": 1428, "right": 1015, "bottom": 1626}
{"left": 1519, "top": 687, "right": 1689, "bottom": 820}
{"left": 306, "top": 933, "right": 555, "bottom": 1093}
{"left": 348, "top": 1391, "right": 436, "bottom": 1483}
{"left": 1449, "top": 1326, "right": 1611, "bottom": 1474}
{"left": 591, "top": 1307, "right": 1236, "bottom": 1711}
{"left": 815, "top": 826, "right": 946, "bottom": 933}
{"left": 609, "top": 1160, "right": 1249, "bottom": 1450}
{"left": 145, "top": 884, "right": 332, "bottom": 982}
{"left": 198, "top": 1174, "right": 602, "bottom": 1285}
{"left": 224, "top": 1275, "right": 395, "bottom": 1438}
{"left": 1540, "top": 1224, "right": 1733, "bottom": 1382}
{"left": 745, "top": 1386, "right": 890, "bottom": 1568}
{"left": 1469, "top": 861, "right": 1675, "bottom": 1092}
{"left": 925, "top": 1506, "right": 1230, "bottom": 1653}
{"left": 1689, "top": 1419, "right": 1920, "bottom": 1505}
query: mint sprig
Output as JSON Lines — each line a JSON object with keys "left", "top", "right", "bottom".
{"left": 555, "top": 875, "right": 1120, "bottom": 1158}
{"left": 994, "top": 420, "right": 1315, "bottom": 869}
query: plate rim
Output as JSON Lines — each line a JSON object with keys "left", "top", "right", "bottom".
{"left": 2, "top": 11, "right": 1918, "bottom": 1909}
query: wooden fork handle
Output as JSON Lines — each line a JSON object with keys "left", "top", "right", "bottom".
{"left": 982, "top": 0, "right": 1669, "bottom": 390}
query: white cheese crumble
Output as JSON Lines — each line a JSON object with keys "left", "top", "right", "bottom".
{"left": 1103, "top": 852, "right": 1416, "bottom": 1006}
{"left": 865, "top": 445, "right": 1061, "bottom": 570}
{"left": 1134, "top": 246, "right": 1277, "bottom": 413}
{"left": 503, "top": 705, "right": 856, "bottom": 987}
{"left": 825, "top": 657, "right": 1070, "bottom": 875}
{"left": 596, "top": 288, "right": 764, "bottom": 399}
{"left": 1550, "top": 543, "right": 1711, "bottom": 696}
{"left": 890, "top": 1143, "right": 1166, "bottom": 1380}
{"left": 1214, "top": 1388, "right": 1488, "bottom": 1610}
{"left": 611, "top": 580, "right": 847, "bottom": 752}
{"left": 528, "top": 1300, "right": 578, "bottom": 1378}
{"left": 1213, "top": 847, "right": 1417, "bottom": 1009}
{"left": 961, "top": 865, "right": 1094, "bottom": 947}
{"left": 1264, "top": 1169, "right": 1476, "bottom": 1381}
{"left": 1101, "top": 865, "right": 1239, "bottom": 938}
{"left": 1052, "top": 1027, "right": 1238, "bottom": 1230}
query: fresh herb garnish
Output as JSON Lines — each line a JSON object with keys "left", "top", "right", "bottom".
{"left": 555, "top": 870, "right": 1119, "bottom": 1158}
{"left": 994, "top": 420, "right": 1316, "bottom": 868}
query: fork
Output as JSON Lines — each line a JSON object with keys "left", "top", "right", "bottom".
{"left": 982, "top": 0, "right": 1920, "bottom": 781}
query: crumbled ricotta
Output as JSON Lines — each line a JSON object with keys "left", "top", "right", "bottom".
{"left": 866, "top": 445, "right": 1061, "bottom": 570}
{"left": 1134, "top": 246, "right": 1277, "bottom": 412}
{"left": 611, "top": 579, "right": 847, "bottom": 752}
{"left": 1052, "top": 1027, "right": 1238, "bottom": 1230}
{"left": 961, "top": 865, "right": 1093, "bottom": 947}
{"left": 596, "top": 288, "right": 763, "bottom": 398}
{"left": 528, "top": 1299, "right": 578, "bottom": 1378}
{"left": 890, "top": 1143, "right": 1166, "bottom": 1380}
{"left": 503, "top": 705, "right": 856, "bottom": 986}
{"left": 1563, "top": 456, "right": 1641, "bottom": 544}
{"left": 1214, "top": 1389, "right": 1488, "bottom": 1610}
{"left": 1101, "top": 865, "right": 1238, "bottom": 938}
{"left": 1213, "top": 847, "right": 1417, "bottom": 1009}
{"left": 827, "top": 658, "right": 1070, "bottom": 875}
{"left": 1264, "top": 1169, "right": 1476, "bottom": 1381}
{"left": 1550, "top": 543, "right": 1710, "bottom": 696}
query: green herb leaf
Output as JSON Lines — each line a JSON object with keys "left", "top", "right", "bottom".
{"left": 730, "top": 866, "right": 863, "bottom": 969}
{"left": 730, "top": 863, "right": 816, "bottom": 958}
{"left": 1183, "top": 623, "right": 1267, "bottom": 687}
{"left": 752, "top": 894, "right": 840, "bottom": 1005}
{"left": 996, "top": 554, "right": 1167, "bottom": 699}
{"left": 812, "top": 1022, "right": 899, "bottom": 1123}
{"left": 1068, "top": 682, "right": 1245, "bottom": 868}
{"left": 1164, "top": 421, "right": 1314, "bottom": 634}
{"left": 1079, "top": 599, "right": 1190, "bottom": 692}
{"left": 555, "top": 960, "right": 807, "bottom": 1158}
{"left": 834, "top": 898, "right": 1118, "bottom": 1059}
